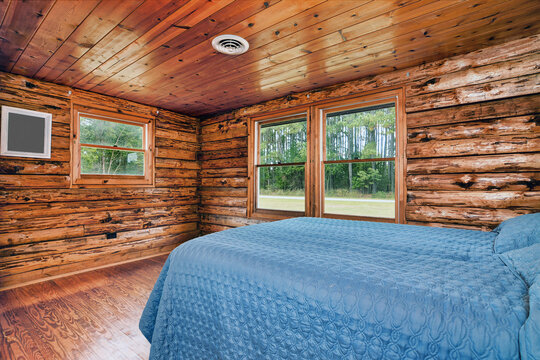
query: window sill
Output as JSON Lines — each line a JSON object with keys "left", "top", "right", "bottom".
{"left": 322, "top": 213, "right": 396, "bottom": 223}
{"left": 249, "top": 209, "right": 305, "bottom": 221}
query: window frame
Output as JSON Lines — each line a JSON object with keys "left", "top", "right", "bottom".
{"left": 247, "top": 108, "right": 312, "bottom": 219}
{"left": 315, "top": 90, "right": 405, "bottom": 223}
{"left": 71, "top": 105, "right": 155, "bottom": 187}
{"left": 247, "top": 88, "right": 405, "bottom": 223}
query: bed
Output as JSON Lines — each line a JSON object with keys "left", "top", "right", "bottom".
{"left": 140, "top": 216, "right": 540, "bottom": 359}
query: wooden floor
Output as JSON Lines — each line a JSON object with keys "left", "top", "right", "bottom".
{"left": 0, "top": 255, "right": 168, "bottom": 360}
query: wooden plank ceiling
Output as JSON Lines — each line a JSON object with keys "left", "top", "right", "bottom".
{"left": 0, "top": 0, "right": 539, "bottom": 117}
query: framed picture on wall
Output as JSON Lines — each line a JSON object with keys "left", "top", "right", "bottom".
{"left": 1, "top": 105, "right": 52, "bottom": 159}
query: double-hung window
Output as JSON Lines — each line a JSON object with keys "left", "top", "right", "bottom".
{"left": 248, "top": 111, "right": 309, "bottom": 218}
{"left": 72, "top": 106, "right": 154, "bottom": 186}
{"left": 319, "top": 98, "right": 399, "bottom": 221}
{"left": 248, "top": 89, "right": 404, "bottom": 222}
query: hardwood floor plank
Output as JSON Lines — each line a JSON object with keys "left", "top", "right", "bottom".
{"left": 0, "top": 255, "right": 168, "bottom": 360}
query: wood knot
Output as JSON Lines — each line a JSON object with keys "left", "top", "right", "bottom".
{"left": 25, "top": 81, "right": 37, "bottom": 89}
{"left": 100, "top": 214, "right": 113, "bottom": 223}
{"left": 456, "top": 175, "right": 475, "bottom": 189}
{"left": 455, "top": 181, "right": 474, "bottom": 189}
{"left": 517, "top": 179, "right": 538, "bottom": 191}
{"left": 423, "top": 78, "right": 438, "bottom": 87}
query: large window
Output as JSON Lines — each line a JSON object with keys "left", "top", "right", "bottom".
{"left": 321, "top": 101, "right": 397, "bottom": 220}
{"left": 248, "top": 89, "right": 404, "bottom": 222}
{"left": 72, "top": 106, "right": 154, "bottom": 186}
{"left": 248, "top": 111, "right": 309, "bottom": 218}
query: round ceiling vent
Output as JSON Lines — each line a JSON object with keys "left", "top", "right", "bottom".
{"left": 212, "top": 34, "right": 249, "bottom": 55}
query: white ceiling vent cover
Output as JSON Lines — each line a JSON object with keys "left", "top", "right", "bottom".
{"left": 212, "top": 35, "right": 249, "bottom": 55}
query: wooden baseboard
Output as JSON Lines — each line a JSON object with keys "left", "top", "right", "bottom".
{"left": 0, "top": 251, "right": 171, "bottom": 292}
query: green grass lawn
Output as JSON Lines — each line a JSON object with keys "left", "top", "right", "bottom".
{"left": 258, "top": 196, "right": 395, "bottom": 218}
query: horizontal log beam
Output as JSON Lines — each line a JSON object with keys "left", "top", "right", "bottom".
{"left": 406, "top": 73, "right": 540, "bottom": 112}
{"left": 408, "top": 115, "right": 539, "bottom": 143}
{"left": 0, "top": 187, "right": 197, "bottom": 205}
{"left": 407, "top": 172, "right": 540, "bottom": 191}
{"left": 200, "top": 177, "right": 247, "bottom": 188}
{"left": 407, "top": 134, "right": 540, "bottom": 158}
{"left": 406, "top": 93, "right": 540, "bottom": 128}
{"left": 407, "top": 153, "right": 540, "bottom": 174}
{"left": 407, "top": 191, "right": 540, "bottom": 209}
{"left": 406, "top": 206, "right": 532, "bottom": 227}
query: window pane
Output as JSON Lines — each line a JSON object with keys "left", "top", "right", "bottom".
{"left": 326, "top": 104, "right": 395, "bottom": 161}
{"left": 81, "top": 147, "right": 144, "bottom": 176}
{"left": 324, "top": 161, "right": 395, "bottom": 218}
{"left": 80, "top": 117, "right": 143, "bottom": 149}
{"left": 257, "top": 165, "right": 305, "bottom": 212}
{"left": 260, "top": 118, "right": 307, "bottom": 164}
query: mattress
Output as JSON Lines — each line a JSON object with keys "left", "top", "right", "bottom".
{"left": 140, "top": 217, "right": 528, "bottom": 359}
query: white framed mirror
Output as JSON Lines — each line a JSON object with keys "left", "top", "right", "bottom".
{"left": 1, "top": 105, "right": 52, "bottom": 159}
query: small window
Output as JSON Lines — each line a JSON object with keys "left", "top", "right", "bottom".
{"left": 72, "top": 106, "right": 154, "bottom": 186}
{"left": 249, "top": 111, "right": 309, "bottom": 218}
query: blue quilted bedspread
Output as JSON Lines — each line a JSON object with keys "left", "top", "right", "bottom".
{"left": 140, "top": 218, "right": 530, "bottom": 359}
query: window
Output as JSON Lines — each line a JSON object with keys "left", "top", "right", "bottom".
{"left": 248, "top": 110, "right": 310, "bottom": 218}
{"left": 248, "top": 89, "right": 405, "bottom": 222}
{"left": 319, "top": 100, "right": 398, "bottom": 221}
{"left": 72, "top": 106, "right": 154, "bottom": 186}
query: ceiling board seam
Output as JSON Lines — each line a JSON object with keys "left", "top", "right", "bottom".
{"left": 51, "top": 0, "right": 148, "bottom": 83}
{"left": 149, "top": 0, "right": 431, "bottom": 103}
{"left": 69, "top": 0, "right": 196, "bottom": 89}
{"left": 5, "top": 0, "right": 57, "bottom": 73}
{"left": 109, "top": 0, "right": 363, "bottom": 99}
{"left": 173, "top": 0, "right": 533, "bottom": 111}
{"left": 0, "top": 0, "right": 12, "bottom": 28}
{"left": 30, "top": 0, "right": 104, "bottom": 78}
{"left": 128, "top": 0, "right": 424, "bottom": 102}
{"left": 91, "top": 0, "right": 284, "bottom": 95}
{"left": 82, "top": 0, "right": 232, "bottom": 91}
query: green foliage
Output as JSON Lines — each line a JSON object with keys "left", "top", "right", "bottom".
{"left": 258, "top": 105, "right": 397, "bottom": 197}
{"left": 259, "top": 165, "right": 304, "bottom": 193}
{"left": 80, "top": 117, "right": 143, "bottom": 148}
{"left": 324, "top": 161, "right": 394, "bottom": 196}
{"left": 81, "top": 147, "right": 144, "bottom": 175}
{"left": 79, "top": 117, "right": 144, "bottom": 175}
{"left": 352, "top": 167, "right": 382, "bottom": 191}
{"left": 326, "top": 106, "right": 395, "bottom": 161}
{"left": 259, "top": 119, "right": 307, "bottom": 164}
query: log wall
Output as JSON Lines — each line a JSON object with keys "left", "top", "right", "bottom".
{"left": 0, "top": 72, "right": 199, "bottom": 290}
{"left": 199, "top": 35, "right": 540, "bottom": 233}
{"left": 1, "top": 35, "right": 538, "bottom": 290}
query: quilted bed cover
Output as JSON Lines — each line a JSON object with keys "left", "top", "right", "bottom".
{"left": 140, "top": 217, "right": 530, "bottom": 359}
